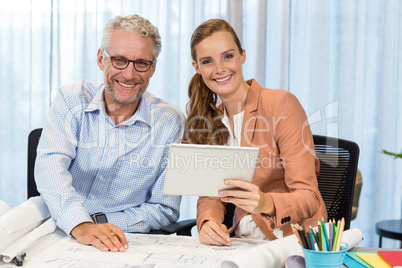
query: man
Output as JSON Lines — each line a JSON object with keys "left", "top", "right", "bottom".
{"left": 35, "top": 14, "right": 185, "bottom": 252}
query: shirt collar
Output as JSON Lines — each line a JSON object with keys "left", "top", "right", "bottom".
{"left": 221, "top": 107, "right": 244, "bottom": 144}
{"left": 126, "top": 94, "right": 151, "bottom": 127}
{"left": 84, "top": 86, "right": 152, "bottom": 127}
{"left": 85, "top": 86, "right": 104, "bottom": 113}
{"left": 221, "top": 107, "right": 230, "bottom": 129}
{"left": 221, "top": 106, "right": 244, "bottom": 125}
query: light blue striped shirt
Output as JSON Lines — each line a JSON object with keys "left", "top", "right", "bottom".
{"left": 35, "top": 80, "right": 184, "bottom": 235}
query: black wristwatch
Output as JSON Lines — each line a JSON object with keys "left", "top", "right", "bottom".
{"left": 92, "top": 212, "right": 108, "bottom": 224}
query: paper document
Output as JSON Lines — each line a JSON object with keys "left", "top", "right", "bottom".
{"left": 378, "top": 250, "right": 402, "bottom": 267}
{"left": 25, "top": 233, "right": 266, "bottom": 268}
{"left": 22, "top": 228, "right": 363, "bottom": 268}
{"left": 356, "top": 252, "right": 392, "bottom": 268}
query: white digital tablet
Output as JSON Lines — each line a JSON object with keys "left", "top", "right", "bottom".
{"left": 163, "top": 143, "right": 260, "bottom": 197}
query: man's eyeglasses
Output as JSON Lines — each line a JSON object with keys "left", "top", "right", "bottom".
{"left": 103, "top": 50, "right": 154, "bottom": 72}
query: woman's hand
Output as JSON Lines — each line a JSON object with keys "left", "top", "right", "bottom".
{"left": 198, "top": 220, "right": 231, "bottom": 246}
{"left": 219, "top": 179, "right": 275, "bottom": 215}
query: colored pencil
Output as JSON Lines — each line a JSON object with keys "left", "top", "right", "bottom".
{"left": 321, "top": 217, "right": 330, "bottom": 251}
{"left": 319, "top": 221, "right": 326, "bottom": 251}
{"left": 316, "top": 223, "right": 322, "bottom": 251}
{"left": 295, "top": 218, "right": 345, "bottom": 252}
{"left": 291, "top": 223, "right": 303, "bottom": 246}
{"left": 301, "top": 226, "right": 312, "bottom": 250}
{"left": 308, "top": 230, "right": 316, "bottom": 251}
{"left": 332, "top": 219, "right": 336, "bottom": 250}
{"left": 329, "top": 220, "right": 333, "bottom": 251}
{"left": 335, "top": 217, "right": 345, "bottom": 251}
{"left": 332, "top": 219, "right": 341, "bottom": 251}
{"left": 309, "top": 226, "right": 319, "bottom": 245}
{"left": 295, "top": 224, "right": 308, "bottom": 249}
{"left": 300, "top": 226, "right": 309, "bottom": 249}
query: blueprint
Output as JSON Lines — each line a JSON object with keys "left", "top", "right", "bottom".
{"left": 24, "top": 233, "right": 266, "bottom": 268}
{"left": 4, "top": 227, "right": 363, "bottom": 268}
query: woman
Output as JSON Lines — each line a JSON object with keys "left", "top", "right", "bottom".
{"left": 183, "top": 19, "right": 328, "bottom": 246}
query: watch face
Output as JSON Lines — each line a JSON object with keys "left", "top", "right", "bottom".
{"left": 94, "top": 213, "right": 108, "bottom": 224}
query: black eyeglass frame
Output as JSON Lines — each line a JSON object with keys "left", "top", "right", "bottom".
{"left": 102, "top": 49, "right": 154, "bottom": 72}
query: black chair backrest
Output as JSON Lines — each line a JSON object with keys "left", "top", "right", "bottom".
{"left": 313, "top": 135, "right": 359, "bottom": 230}
{"left": 27, "top": 128, "right": 43, "bottom": 199}
{"left": 222, "top": 135, "right": 359, "bottom": 230}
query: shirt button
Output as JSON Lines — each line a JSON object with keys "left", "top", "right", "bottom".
{"left": 99, "top": 176, "right": 103, "bottom": 180}
{"left": 90, "top": 195, "right": 94, "bottom": 199}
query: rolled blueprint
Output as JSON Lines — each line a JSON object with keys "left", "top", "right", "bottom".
{"left": 220, "top": 228, "right": 363, "bottom": 268}
{"left": 0, "top": 201, "right": 9, "bottom": 217}
{"left": 2, "top": 217, "right": 57, "bottom": 262}
{"left": 0, "top": 196, "right": 50, "bottom": 253}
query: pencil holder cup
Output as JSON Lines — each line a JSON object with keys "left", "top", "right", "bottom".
{"left": 302, "top": 244, "right": 347, "bottom": 268}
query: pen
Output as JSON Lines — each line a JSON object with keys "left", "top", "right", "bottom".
{"left": 14, "top": 253, "right": 26, "bottom": 266}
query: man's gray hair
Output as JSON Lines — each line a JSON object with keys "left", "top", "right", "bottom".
{"left": 102, "top": 14, "right": 162, "bottom": 60}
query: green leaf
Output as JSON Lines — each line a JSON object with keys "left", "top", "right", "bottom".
{"left": 382, "top": 149, "right": 402, "bottom": 159}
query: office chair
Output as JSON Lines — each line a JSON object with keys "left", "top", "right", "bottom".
{"left": 27, "top": 128, "right": 42, "bottom": 199}
{"left": 313, "top": 135, "right": 360, "bottom": 230}
{"left": 219, "top": 135, "right": 360, "bottom": 231}
{"left": 27, "top": 128, "right": 195, "bottom": 236}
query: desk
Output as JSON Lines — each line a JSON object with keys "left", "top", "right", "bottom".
{"left": 350, "top": 247, "right": 402, "bottom": 252}
{"left": 375, "top": 219, "right": 402, "bottom": 247}
{"left": 0, "top": 230, "right": 267, "bottom": 268}
{"left": 0, "top": 228, "right": 372, "bottom": 268}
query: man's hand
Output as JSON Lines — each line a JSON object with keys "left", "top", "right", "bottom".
{"left": 198, "top": 220, "right": 231, "bottom": 246}
{"left": 71, "top": 222, "right": 128, "bottom": 252}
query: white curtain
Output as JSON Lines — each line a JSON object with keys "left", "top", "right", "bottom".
{"left": 1, "top": 0, "right": 401, "bottom": 247}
